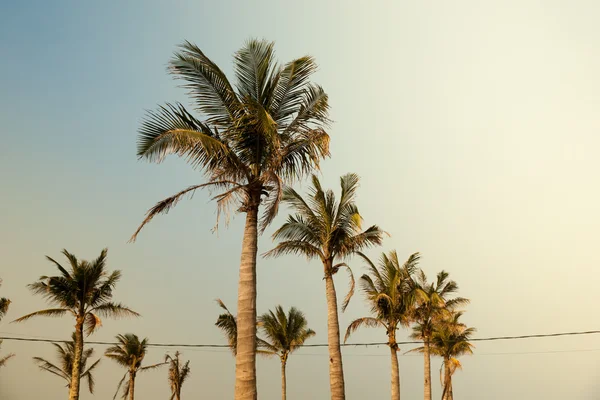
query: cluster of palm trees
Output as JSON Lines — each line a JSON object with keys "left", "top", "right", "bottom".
{"left": 0, "top": 249, "right": 191, "bottom": 400}
{"left": 0, "top": 38, "right": 475, "bottom": 400}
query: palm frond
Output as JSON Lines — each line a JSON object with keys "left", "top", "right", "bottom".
{"left": 344, "top": 317, "right": 383, "bottom": 343}
{"left": 12, "top": 308, "right": 70, "bottom": 323}
{"left": 0, "top": 353, "right": 15, "bottom": 368}
{"left": 332, "top": 263, "right": 355, "bottom": 312}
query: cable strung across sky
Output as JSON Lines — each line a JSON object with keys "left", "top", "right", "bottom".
{"left": 1, "top": 329, "right": 599, "bottom": 348}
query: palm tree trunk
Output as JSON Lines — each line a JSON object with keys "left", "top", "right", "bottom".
{"left": 423, "top": 339, "right": 431, "bottom": 400}
{"left": 324, "top": 271, "right": 346, "bottom": 400}
{"left": 68, "top": 317, "right": 84, "bottom": 400}
{"left": 441, "top": 358, "right": 451, "bottom": 400}
{"left": 234, "top": 204, "right": 259, "bottom": 400}
{"left": 129, "top": 372, "right": 136, "bottom": 400}
{"left": 389, "top": 335, "right": 400, "bottom": 400}
{"left": 281, "top": 358, "right": 287, "bottom": 400}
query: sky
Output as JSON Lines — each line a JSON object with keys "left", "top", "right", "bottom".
{"left": 1, "top": 0, "right": 600, "bottom": 399}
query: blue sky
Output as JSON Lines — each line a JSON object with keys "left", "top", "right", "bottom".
{"left": 2, "top": 1, "right": 600, "bottom": 399}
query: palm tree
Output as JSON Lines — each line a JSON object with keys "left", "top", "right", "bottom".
{"left": 33, "top": 333, "right": 101, "bottom": 394}
{"left": 165, "top": 351, "right": 191, "bottom": 400}
{"left": 0, "top": 279, "right": 14, "bottom": 368}
{"left": 105, "top": 334, "right": 165, "bottom": 400}
{"left": 215, "top": 299, "right": 238, "bottom": 356}
{"left": 266, "top": 174, "right": 383, "bottom": 399}
{"left": 258, "top": 306, "right": 315, "bottom": 400}
{"left": 344, "top": 251, "right": 420, "bottom": 400}
{"left": 130, "top": 39, "right": 331, "bottom": 400}
{"left": 410, "top": 270, "right": 468, "bottom": 400}
{"left": 14, "top": 249, "right": 138, "bottom": 400}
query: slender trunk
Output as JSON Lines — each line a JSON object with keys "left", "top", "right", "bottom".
{"left": 281, "top": 357, "right": 287, "bottom": 400}
{"left": 389, "top": 331, "right": 400, "bottom": 400}
{"left": 324, "top": 269, "right": 346, "bottom": 400}
{"left": 423, "top": 339, "right": 431, "bottom": 400}
{"left": 68, "top": 317, "right": 84, "bottom": 400}
{"left": 129, "top": 371, "right": 136, "bottom": 400}
{"left": 234, "top": 204, "right": 259, "bottom": 400}
{"left": 441, "top": 358, "right": 451, "bottom": 400}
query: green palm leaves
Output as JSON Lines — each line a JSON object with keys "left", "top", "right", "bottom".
{"left": 165, "top": 351, "right": 191, "bottom": 400}
{"left": 258, "top": 306, "right": 316, "bottom": 359}
{"left": 33, "top": 333, "right": 101, "bottom": 394}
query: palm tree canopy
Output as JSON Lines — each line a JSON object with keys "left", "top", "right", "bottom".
{"left": 345, "top": 251, "right": 420, "bottom": 343}
{"left": 258, "top": 306, "right": 315, "bottom": 357}
{"left": 165, "top": 351, "right": 191, "bottom": 399}
{"left": 429, "top": 312, "right": 476, "bottom": 360}
{"left": 410, "top": 269, "right": 469, "bottom": 341}
{"left": 265, "top": 174, "right": 384, "bottom": 309}
{"left": 0, "top": 279, "right": 10, "bottom": 323}
{"left": 130, "top": 39, "right": 331, "bottom": 239}
{"left": 215, "top": 299, "right": 238, "bottom": 355}
{"left": 14, "top": 249, "right": 139, "bottom": 335}
{"left": 33, "top": 333, "right": 101, "bottom": 393}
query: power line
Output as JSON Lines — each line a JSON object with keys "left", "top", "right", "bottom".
{"left": 1, "top": 329, "right": 599, "bottom": 348}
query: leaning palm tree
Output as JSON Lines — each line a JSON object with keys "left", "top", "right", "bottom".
{"left": 410, "top": 271, "right": 468, "bottom": 400}
{"left": 165, "top": 351, "right": 191, "bottom": 400}
{"left": 105, "top": 334, "right": 165, "bottom": 400}
{"left": 130, "top": 39, "right": 331, "bottom": 400}
{"left": 344, "top": 251, "right": 420, "bottom": 400}
{"left": 258, "top": 306, "right": 315, "bottom": 400}
{"left": 14, "top": 249, "right": 138, "bottom": 400}
{"left": 266, "top": 174, "right": 383, "bottom": 399}
{"left": 0, "top": 279, "right": 14, "bottom": 368}
{"left": 33, "top": 333, "right": 101, "bottom": 394}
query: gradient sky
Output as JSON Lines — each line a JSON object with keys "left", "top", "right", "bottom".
{"left": 2, "top": 1, "right": 600, "bottom": 399}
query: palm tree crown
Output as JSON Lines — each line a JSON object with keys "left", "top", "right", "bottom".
{"left": 33, "top": 333, "right": 101, "bottom": 393}
{"left": 165, "top": 351, "right": 191, "bottom": 400}
{"left": 215, "top": 299, "right": 238, "bottom": 355}
{"left": 258, "top": 306, "right": 315, "bottom": 360}
{"left": 105, "top": 334, "right": 165, "bottom": 400}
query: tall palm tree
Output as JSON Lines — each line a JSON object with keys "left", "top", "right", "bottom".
{"left": 165, "top": 351, "right": 191, "bottom": 400}
{"left": 14, "top": 249, "right": 138, "bottom": 400}
{"left": 33, "top": 333, "right": 101, "bottom": 394}
{"left": 410, "top": 270, "right": 468, "bottom": 400}
{"left": 105, "top": 334, "right": 165, "bottom": 400}
{"left": 258, "top": 306, "right": 315, "bottom": 400}
{"left": 344, "top": 251, "right": 420, "bottom": 400}
{"left": 0, "top": 279, "right": 14, "bottom": 368}
{"left": 130, "top": 39, "right": 330, "bottom": 400}
{"left": 266, "top": 174, "right": 383, "bottom": 399}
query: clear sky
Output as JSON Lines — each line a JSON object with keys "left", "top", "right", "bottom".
{"left": 1, "top": 1, "right": 600, "bottom": 399}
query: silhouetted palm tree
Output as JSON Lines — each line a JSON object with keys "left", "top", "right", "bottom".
{"left": 130, "top": 39, "right": 331, "bottom": 400}
{"left": 33, "top": 333, "right": 101, "bottom": 394}
{"left": 14, "top": 249, "right": 138, "bottom": 400}
{"left": 215, "top": 299, "right": 238, "bottom": 356}
{"left": 345, "top": 251, "right": 419, "bottom": 400}
{"left": 105, "top": 334, "right": 165, "bottom": 400}
{"left": 165, "top": 351, "right": 191, "bottom": 400}
{"left": 258, "top": 306, "right": 315, "bottom": 400}
{"left": 410, "top": 271, "right": 468, "bottom": 400}
{"left": 266, "top": 174, "right": 383, "bottom": 399}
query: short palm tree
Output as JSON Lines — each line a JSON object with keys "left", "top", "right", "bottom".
{"left": 33, "top": 333, "right": 101, "bottom": 394}
{"left": 215, "top": 299, "right": 238, "bottom": 356}
{"left": 130, "top": 39, "right": 331, "bottom": 400}
{"left": 105, "top": 334, "right": 165, "bottom": 400}
{"left": 14, "top": 249, "right": 138, "bottom": 400}
{"left": 165, "top": 351, "right": 191, "bottom": 400}
{"left": 266, "top": 174, "right": 383, "bottom": 400}
{"left": 410, "top": 270, "right": 468, "bottom": 400}
{"left": 344, "top": 251, "right": 420, "bottom": 400}
{"left": 258, "top": 306, "right": 315, "bottom": 400}
{"left": 0, "top": 279, "right": 14, "bottom": 368}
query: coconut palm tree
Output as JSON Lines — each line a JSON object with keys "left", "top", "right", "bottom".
{"left": 165, "top": 351, "right": 191, "bottom": 400}
{"left": 105, "top": 334, "right": 165, "bottom": 400}
{"left": 14, "top": 249, "right": 138, "bottom": 400}
{"left": 258, "top": 306, "right": 315, "bottom": 400}
{"left": 33, "top": 333, "right": 101, "bottom": 394}
{"left": 130, "top": 39, "right": 331, "bottom": 400}
{"left": 410, "top": 271, "right": 468, "bottom": 400}
{"left": 215, "top": 299, "right": 238, "bottom": 356}
{"left": 0, "top": 279, "right": 14, "bottom": 368}
{"left": 344, "top": 251, "right": 420, "bottom": 400}
{"left": 266, "top": 174, "right": 383, "bottom": 400}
